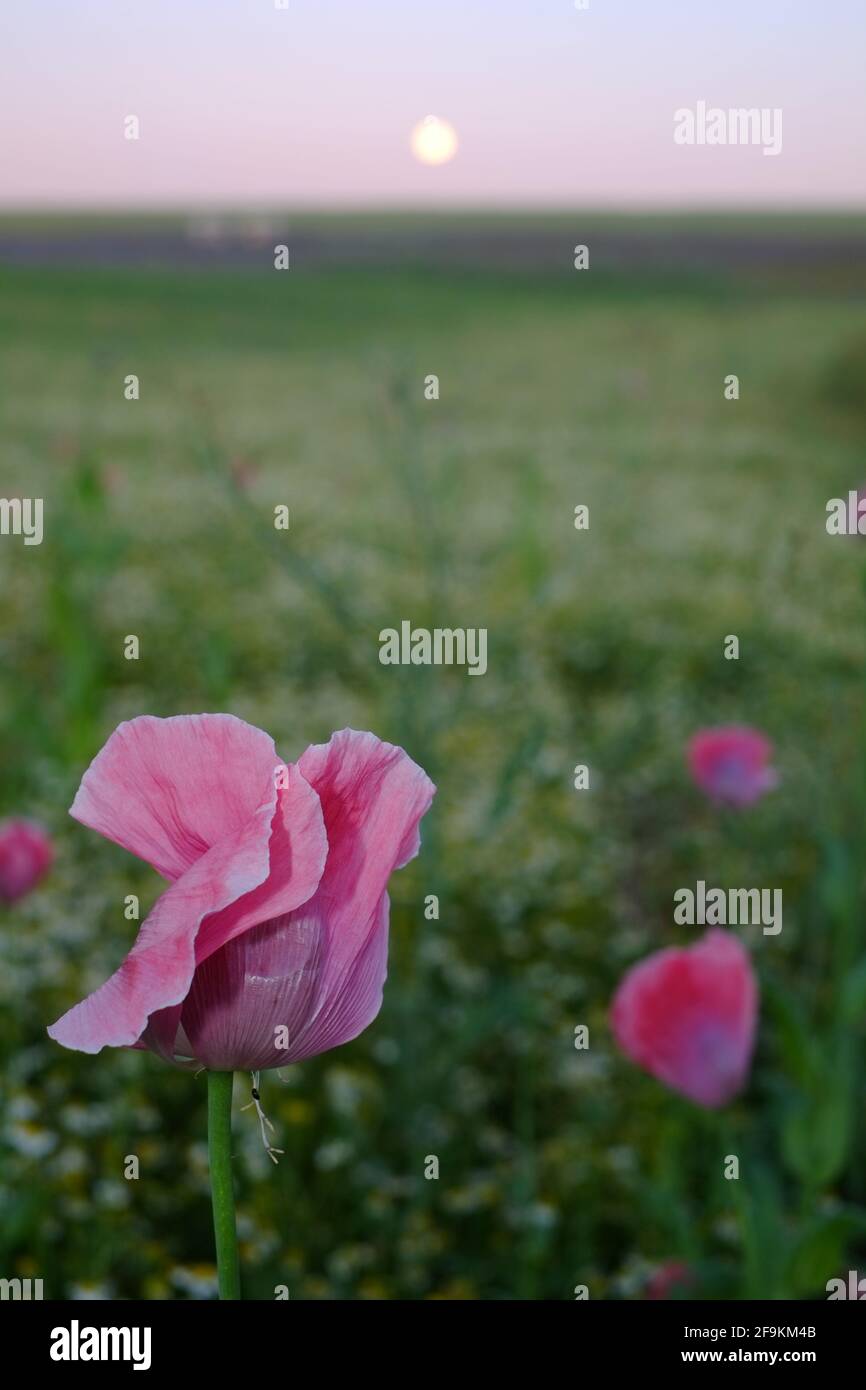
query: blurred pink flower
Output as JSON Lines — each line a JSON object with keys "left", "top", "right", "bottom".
{"left": 0, "top": 818, "right": 53, "bottom": 903}
{"left": 611, "top": 929, "right": 758, "bottom": 1108}
{"left": 687, "top": 725, "right": 778, "bottom": 808}
{"left": 48, "top": 715, "right": 435, "bottom": 1070}
{"left": 644, "top": 1261, "right": 692, "bottom": 1300}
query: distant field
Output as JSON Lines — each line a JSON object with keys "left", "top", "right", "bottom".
{"left": 2, "top": 210, "right": 866, "bottom": 281}
{"left": 2, "top": 216, "right": 866, "bottom": 1298}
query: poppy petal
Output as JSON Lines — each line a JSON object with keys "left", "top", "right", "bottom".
{"left": 70, "top": 713, "right": 280, "bottom": 881}
{"left": 49, "top": 765, "right": 326, "bottom": 1054}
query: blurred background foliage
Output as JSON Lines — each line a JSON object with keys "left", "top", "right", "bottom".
{"left": 1, "top": 214, "right": 866, "bottom": 1298}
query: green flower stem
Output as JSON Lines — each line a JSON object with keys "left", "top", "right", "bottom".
{"left": 207, "top": 1070, "right": 241, "bottom": 1300}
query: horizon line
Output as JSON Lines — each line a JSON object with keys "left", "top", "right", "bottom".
{"left": 2, "top": 202, "right": 865, "bottom": 218}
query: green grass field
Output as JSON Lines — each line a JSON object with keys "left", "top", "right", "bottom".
{"left": 2, "top": 217, "right": 866, "bottom": 1298}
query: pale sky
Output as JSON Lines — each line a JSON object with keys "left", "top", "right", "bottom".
{"left": 2, "top": 0, "right": 864, "bottom": 208}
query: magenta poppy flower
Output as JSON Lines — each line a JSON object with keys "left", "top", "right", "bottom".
{"left": 610, "top": 929, "right": 758, "bottom": 1108}
{"left": 0, "top": 818, "right": 53, "bottom": 903}
{"left": 48, "top": 715, "right": 435, "bottom": 1070}
{"left": 687, "top": 725, "right": 778, "bottom": 808}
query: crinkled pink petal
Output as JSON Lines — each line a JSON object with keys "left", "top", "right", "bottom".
{"left": 141, "top": 1007, "right": 202, "bottom": 1067}
{"left": 611, "top": 929, "right": 758, "bottom": 1108}
{"left": 48, "top": 763, "right": 327, "bottom": 1055}
{"left": 180, "top": 729, "right": 435, "bottom": 1069}
{"left": 290, "top": 891, "right": 390, "bottom": 1062}
{"left": 285, "top": 730, "right": 434, "bottom": 1060}
{"left": 180, "top": 892, "right": 389, "bottom": 1071}
{"left": 69, "top": 714, "right": 280, "bottom": 881}
{"left": 193, "top": 763, "right": 328, "bottom": 967}
{"left": 296, "top": 728, "right": 434, "bottom": 985}
{"left": 48, "top": 802, "right": 274, "bottom": 1053}
{"left": 138, "top": 764, "right": 328, "bottom": 1065}
{"left": 179, "top": 910, "right": 325, "bottom": 1071}
{"left": 140, "top": 1003, "right": 186, "bottom": 1065}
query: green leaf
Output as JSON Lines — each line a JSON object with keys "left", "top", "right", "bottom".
{"left": 782, "top": 1077, "right": 852, "bottom": 1187}
{"left": 764, "top": 976, "right": 817, "bottom": 1087}
{"left": 787, "top": 1212, "right": 865, "bottom": 1298}
{"left": 840, "top": 957, "right": 866, "bottom": 1024}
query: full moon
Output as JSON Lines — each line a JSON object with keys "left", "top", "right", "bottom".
{"left": 410, "top": 116, "right": 458, "bottom": 166}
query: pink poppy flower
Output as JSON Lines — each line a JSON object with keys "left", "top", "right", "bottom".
{"left": 48, "top": 715, "right": 435, "bottom": 1070}
{"left": 644, "top": 1261, "right": 692, "bottom": 1300}
{"left": 687, "top": 725, "right": 778, "bottom": 808}
{"left": 610, "top": 929, "right": 758, "bottom": 1108}
{"left": 0, "top": 818, "right": 53, "bottom": 903}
